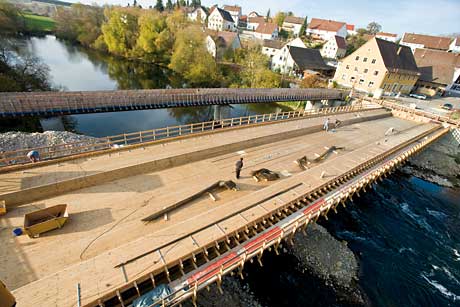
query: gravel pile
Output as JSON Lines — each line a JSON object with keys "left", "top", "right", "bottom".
{"left": 0, "top": 131, "right": 101, "bottom": 153}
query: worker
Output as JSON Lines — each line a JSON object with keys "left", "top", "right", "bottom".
{"left": 26, "top": 150, "right": 40, "bottom": 163}
{"left": 323, "top": 118, "right": 330, "bottom": 132}
{"left": 334, "top": 118, "right": 342, "bottom": 129}
{"left": 0, "top": 280, "right": 16, "bottom": 307}
{"left": 235, "top": 157, "right": 244, "bottom": 179}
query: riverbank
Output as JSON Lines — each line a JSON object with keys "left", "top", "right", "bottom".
{"left": 404, "top": 131, "right": 460, "bottom": 187}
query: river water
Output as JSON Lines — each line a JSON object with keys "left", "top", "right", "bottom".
{"left": 13, "top": 36, "right": 460, "bottom": 306}
{"left": 17, "top": 35, "right": 292, "bottom": 137}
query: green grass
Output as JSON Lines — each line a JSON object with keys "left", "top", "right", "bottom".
{"left": 23, "top": 14, "right": 56, "bottom": 32}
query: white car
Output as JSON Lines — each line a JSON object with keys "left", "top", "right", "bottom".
{"left": 409, "top": 93, "right": 427, "bottom": 100}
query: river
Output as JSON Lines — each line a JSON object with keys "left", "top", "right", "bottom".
{"left": 11, "top": 35, "right": 460, "bottom": 306}
{"left": 16, "top": 35, "right": 293, "bottom": 137}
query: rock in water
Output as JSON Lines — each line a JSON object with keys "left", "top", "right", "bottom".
{"left": 288, "top": 223, "right": 366, "bottom": 305}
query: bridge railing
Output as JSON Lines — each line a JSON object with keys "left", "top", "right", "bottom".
{"left": 0, "top": 104, "right": 378, "bottom": 167}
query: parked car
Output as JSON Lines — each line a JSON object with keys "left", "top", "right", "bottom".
{"left": 409, "top": 93, "right": 427, "bottom": 100}
{"left": 442, "top": 103, "right": 453, "bottom": 111}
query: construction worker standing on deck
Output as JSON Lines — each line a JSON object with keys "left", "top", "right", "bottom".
{"left": 323, "top": 118, "right": 330, "bottom": 132}
{"left": 235, "top": 157, "right": 244, "bottom": 179}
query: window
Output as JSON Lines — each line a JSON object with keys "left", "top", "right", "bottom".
{"left": 368, "top": 81, "right": 374, "bottom": 87}
{"left": 359, "top": 79, "right": 364, "bottom": 85}
{"left": 371, "top": 59, "right": 376, "bottom": 64}
{"left": 374, "top": 71, "right": 379, "bottom": 76}
{"left": 350, "top": 76, "right": 355, "bottom": 82}
{"left": 355, "top": 56, "right": 360, "bottom": 61}
{"left": 364, "top": 69, "right": 368, "bottom": 74}
{"left": 342, "top": 74, "right": 346, "bottom": 80}
{"left": 346, "top": 65, "right": 350, "bottom": 69}
{"left": 363, "top": 57, "right": 368, "bottom": 62}
{"left": 354, "top": 67, "right": 358, "bottom": 72}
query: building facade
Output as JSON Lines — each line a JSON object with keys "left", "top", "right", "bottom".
{"left": 333, "top": 37, "right": 420, "bottom": 95}
{"left": 187, "top": 7, "right": 207, "bottom": 24}
{"left": 449, "top": 37, "right": 460, "bottom": 53}
{"left": 223, "top": 5, "right": 242, "bottom": 26}
{"left": 208, "top": 8, "right": 236, "bottom": 32}
{"left": 247, "top": 16, "right": 265, "bottom": 30}
{"left": 321, "top": 36, "right": 347, "bottom": 59}
{"left": 307, "top": 18, "right": 347, "bottom": 41}
{"left": 206, "top": 32, "right": 241, "bottom": 59}
{"left": 253, "top": 22, "right": 279, "bottom": 40}
{"left": 281, "top": 16, "right": 305, "bottom": 37}
{"left": 375, "top": 32, "right": 398, "bottom": 43}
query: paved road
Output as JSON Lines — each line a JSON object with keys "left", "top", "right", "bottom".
{"left": 389, "top": 95, "right": 460, "bottom": 116}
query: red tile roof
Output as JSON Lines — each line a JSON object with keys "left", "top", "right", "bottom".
{"left": 334, "top": 36, "right": 347, "bottom": 49}
{"left": 255, "top": 22, "right": 278, "bottom": 35}
{"left": 223, "top": 5, "right": 241, "bottom": 13}
{"left": 402, "top": 33, "right": 452, "bottom": 51}
{"left": 346, "top": 24, "right": 355, "bottom": 31}
{"left": 377, "top": 32, "right": 397, "bottom": 38}
{"left": 283, "top": 16, "right": 305, "bottom": 25}
{"left": 414, "top": 48, "right": 460, "bottom": 85}
{"left": 308, "top": 18, "right": 346, "bottom": 32}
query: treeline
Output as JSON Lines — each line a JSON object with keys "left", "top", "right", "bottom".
{"left": 54, "top": 4, "right": 280, "bottom": 88}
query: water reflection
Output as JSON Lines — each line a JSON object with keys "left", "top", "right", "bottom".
{"left": 16, "top": 35, "right": 293, "bottom": 137}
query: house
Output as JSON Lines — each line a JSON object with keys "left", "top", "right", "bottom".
{"left": 262, "top": 39, "right": 284, "bottom": 59}
{"left": 223, "top": 5, "right": 242, "bottom": 25}
{"left": 449, "top": 37, "right": 460, "bottom": 53}
{"left": 247, "top": 16, "right": 265, "bottom": 30}
{"left": 376, "top": 32, "right": 398, "bottom": 43}
{"left": 307, "top": 18, "right": 347, "bottom": 41}
{"left": 321, "top": 36, "right": 347, "bottom": 59}
{"left": 187, "top": 7, "right": 207, "bottom": 24}
{"left": 254, "top": 22, "right": 279, "bottom": 40}
{"left": 400, "top": 33, "right": 452, "bottom": 53}
{"left": 206, "top": 31, "right": 241, "bottom": 59}
{"left": 269, "top": 37, "right": 307, "bottom": 65}
{"left": 208, "top": 7, "right": 236, "bottom": 32}
{"left": 271, "top": 45, "right": 330, "bottom": 76}
{"left": 413, "top": 49, "right": 460, "bottom": 97}
{"left": 248, "top": 11, "right": 260, "bottom": 18}
{"left": 281, "top": 16, "right": 305, "bottom": 37}
{"left": 333, "top": 37, "right": 420, "bottom": 96}
{"left": 347, "top": 24, "right": 357, "bottom": 36}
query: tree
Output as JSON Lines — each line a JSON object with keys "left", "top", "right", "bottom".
{"left": 300, "top": 74, "right": 326, "bottom": 88}
{"left": 237, "top": 47, "right": 280, "bottom": 88}
{"left": 133, "top": 0, "right": 137, "bottom": 7}
{"left": 265, "top": 9, "right": 271, "bottom": 22}
{"left": 101, "top": 8, "right": 139, "bottom": 57}
{"left": 154, "top": 0, "right": 164, "bottom": 12}
{"left": 169, "top": 26, "right": 221, "bottom": 86}
{"left": 179, "top": 0, "right": 186, "bottom": 7}
{"left": 135, "top": 11, "right": 172, "bottom": 63}
{"left": 0, "top": 0, "right": 25, "bottom": 34}
{"left": 366, "top": 22, "right": 381, "bottom": 35}
{"left": 346, "top": 31, "right": 369, "bottom": 55}
{"left": 299, "top": 16, "right": 307, "bottom": 37}
{"left": 274, "top": 11, "right": 286, "bottom": 27}
{"left": 166, "top": 0, "right": 173, "bottom": 10}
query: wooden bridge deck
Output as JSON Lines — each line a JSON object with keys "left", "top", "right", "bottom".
{"left": 0, "top": 88, "right": 345, "bottom": 117}
{"left": 0, "top": 109, "right": 440, "bottom": 307}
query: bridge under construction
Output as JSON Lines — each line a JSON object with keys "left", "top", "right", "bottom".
{"left": 0, "top": 100, "right": 455, "bottom": 307}
{"left": 0, "top": 88, "right": 344, "bottom": 118}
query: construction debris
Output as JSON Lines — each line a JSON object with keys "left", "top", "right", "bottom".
{"left": 142, "top": 181, "right": 238, "bottom": 222}
{"left": 251, "top": 169, "right": 280, "bottom": 182}
{"left": 296, "top": 146, "right": 345, "bottom": 170}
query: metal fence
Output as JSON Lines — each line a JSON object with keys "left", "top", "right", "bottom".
{"left": 0, "top": 104, "right": 377, "bottom": 167}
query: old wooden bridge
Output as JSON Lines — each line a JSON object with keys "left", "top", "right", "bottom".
{"left": 0, "top": 100, "right": 455, "bottom": 307}
{"left": 0, "top": 88, "right": 345, "bottom": 117}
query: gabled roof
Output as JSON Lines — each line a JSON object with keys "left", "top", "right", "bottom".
{"left": 375, "top": 38, "right": 419, "bottom": 75}
{"left": 283, "top": 16, "right": 304, "bottom": 25}
{"left": 255, "top": 22, "right": 278, "bottom": 35}
{"left": 334, "top": 36, "right": 347, "bottom": 49}
{"left": 223, "top": 5, "right": 241, "bottom": 13}
{"left": 289, "top": 46, "right": 330, "bottom": 71}
{"left": 376, "top": 32, "right": 397, "bottom": 38}
{"left": 414, "top": 48, "right": 460, "bottom": 85}
{"left": 308, "top": 18, "right": 346, "bottom": 32}
{"left": 216, "top": 7, "right": 235, "bottom": 23}
{"left": 248, "top": 16, "right": 265, "bottom": 24}
{"left": 346, "top": 24, "right": 355, "bottom": 31}
{"left": 455, "top": 37, "right": 460, "bottom": 47}
{"left": 402, "top": 33, "right": 451, "bottom": 50}
{"left": 263, "top": 39, "right": 284, "bottom": 49}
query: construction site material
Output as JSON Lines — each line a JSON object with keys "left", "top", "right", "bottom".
{"left": 142, "top": 181, "right": 238, "bottom": 223}
{"left": 23, "top": 204, "right": 68, "bottom": 238}
{"left": 132, "top": 284, "right": 171, "bottom": 307}
{"left": 0, "top": 280, "right": 16, "bottom": 307}
{"left": 0, "top": 200, "right": 5, "bottom": 216}
{"left": 251, "top": 169, "right": 280, "bottom": 182}
{"left": 296, "top": 146, "right": 345, "bottom": 170}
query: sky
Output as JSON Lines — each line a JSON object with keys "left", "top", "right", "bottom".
{"left": 74, "top": 0, "right": 460, "bottom": 36}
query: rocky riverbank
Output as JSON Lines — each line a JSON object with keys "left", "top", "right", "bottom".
{"left": 0, "top": 131, "right": 101, "bottom": 152}
{"left": 404, "top": 131, "right": 460, "bottom": 187}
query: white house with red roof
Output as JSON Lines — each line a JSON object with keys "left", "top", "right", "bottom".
{"left": 346, "top": 24, "right": 357, "bottom": 36}
{"left": 254, "top": 22, "right": 279, "bottom": 40}
{"left": 307, "top": 18, "right": 347, "bottom": 41}
{"left": 321, "top": 35, "right": 347, "bottom": 59}
{"left": 449, "top": 37, "right": 460, "bottom": 53}
{"left": 376, "top": 32, "right": 398, "bottom": 43}
{"left": 208, "top": 7, "right": 236, "bottom": 32}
